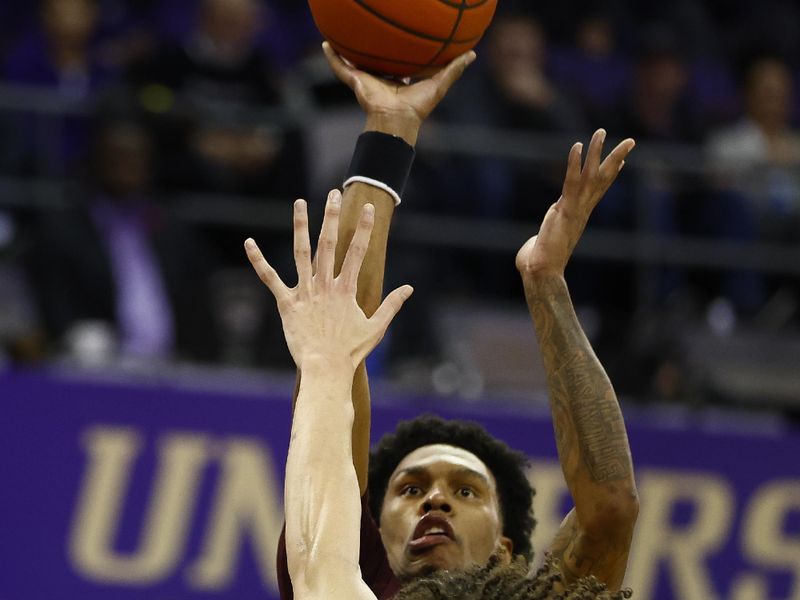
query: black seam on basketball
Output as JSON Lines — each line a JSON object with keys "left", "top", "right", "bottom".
{"left": 432, "top": 0, "right": 492, "bottom": 9}
{"left": 327, "top": 35, "right": 432, "bottom": 68}
{"left": 426, "top": 0, "right": 468, "bottom": 66}
{"left": 351, "top": 0, "right": 483, "bottom": 44}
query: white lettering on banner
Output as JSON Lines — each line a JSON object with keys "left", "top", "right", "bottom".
{"left": 68, "top": 427, "right": 282, "bottom": 591}
{"left": 626, "top": 470, "right": 734, "bottom": 600}
{"left": 67, "top": 430, "right": 800, "bottom": 598}
{"left": 731, "top": 480, "right": 800, "bottom": 600}
{"left": 185, "top": 438, "right": 282, "bottom": 590}
{"left": 69, "top": 428, "right": 209, "bottom": 583}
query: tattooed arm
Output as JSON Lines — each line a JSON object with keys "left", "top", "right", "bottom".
{"left": 516, "top": 130, "right": 638, "bottom": 591}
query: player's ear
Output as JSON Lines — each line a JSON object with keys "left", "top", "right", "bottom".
{"left": 498, "top": 536, "right": 513, "bottom": 564}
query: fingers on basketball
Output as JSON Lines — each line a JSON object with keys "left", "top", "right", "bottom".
{"left": 434, "top": 50, "right": 476, "bottom": 90}
{"left": 322, "top": 41, "right": 358, "bottom": 88}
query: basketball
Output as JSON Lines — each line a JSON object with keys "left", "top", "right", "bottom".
{"left": 308, "top": 0, "right": 498, "bottom": 77}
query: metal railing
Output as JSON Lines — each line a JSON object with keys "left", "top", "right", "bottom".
{"left": 2, "top": 82, "right": 799, "bottom": 279}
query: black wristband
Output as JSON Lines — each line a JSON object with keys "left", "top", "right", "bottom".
{"left": 344, "top": 131, "right": 416, "bottom": 205}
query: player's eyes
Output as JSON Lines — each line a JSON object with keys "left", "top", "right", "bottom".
{"left": 401, "top": 485, "right": 423, "bottom": 497}
{"left": 458, "top": 487, "right": 476, "bottom": 498}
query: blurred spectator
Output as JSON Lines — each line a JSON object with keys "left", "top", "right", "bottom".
{"left": 89, "top": 0, "right": 161, "bottom": 74}
{"left": 618, "top": 25, "right": 705, "bottom": 143}
{"left": 3, "top": 0, "right": 120, "bottom": 176}
{"left": 131, "top": 0, "right": 306, "bottom": 204}
{"left": 479, "top": 13, "right": 586, "bottom": 135}
{"left": 549, "top": 14, "right": 630, "bottom": 126}
{"left": 707, "top": 54, "right": 800, "bottom": 222}
{"left": 4, "top": 0, "right": 115, "bottom": 96}
{"left": 132, "top": 0, "right": 278, "bottom": 105}
{"left": 702, "top": 53, "right": 800, "bottom": 315}
{"left": 27, "top": 102, "right": 221, "bottom": 364}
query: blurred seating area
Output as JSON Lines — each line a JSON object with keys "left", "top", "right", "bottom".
{"left": 0, "top": 0, "right": 799, "bottom": 417}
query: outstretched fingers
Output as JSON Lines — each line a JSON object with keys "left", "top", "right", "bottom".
{"left": 561, "top": 141, "right": 583, "bottom": 201}
{"left": 245, "top": 238, "right": 289, "bottom": 301}
{"left": 339, "top": 204, "right": 375, "bottom": 292}
{"left": 599, "top": 138, "right": 636, "bottom": 184}
{"left": 293, "top": 200, "right": 313, "bottom": 295}
{"left": 370, "top": 285, "right": 414, "bottom": 333}
{"left": 316, "top": 189, "right": 342, "bottom": 286}
{"left": 580, "top": 128, "right": 606, "bottom": 188}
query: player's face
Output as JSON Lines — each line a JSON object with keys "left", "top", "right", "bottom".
{"left": 379, "top": 444, "right": 511, "bottom": 580}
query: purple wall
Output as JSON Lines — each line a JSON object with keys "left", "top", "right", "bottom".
{"left": 2, "top": 368, "right": 799, "bottom": 600}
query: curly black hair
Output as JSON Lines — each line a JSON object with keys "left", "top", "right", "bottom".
{"left": 394, "top": 554, "right": 633, "bottom": 600}
{"left": 368, "top": 414, "right": 536, "bottom": 561}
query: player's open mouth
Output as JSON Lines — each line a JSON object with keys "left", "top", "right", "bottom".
{"left": 408, "top": 514, "right": 455, "bottom": 553}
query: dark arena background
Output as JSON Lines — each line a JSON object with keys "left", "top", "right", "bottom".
{"left": 1, "top": 1, "right": 800, "bottom": 599}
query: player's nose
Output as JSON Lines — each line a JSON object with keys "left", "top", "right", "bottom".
{"left": 421, "top": 486, "right": 452, "bottom": 514}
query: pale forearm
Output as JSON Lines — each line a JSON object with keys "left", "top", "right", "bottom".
{"left": 290, "top": 363, "right": 355, "bottom": 469}
{"left": 524, "top": 274, "right": 636, "bottom": 517}
{"left": 285, "top": 360, "right": 362, "bottom": 584}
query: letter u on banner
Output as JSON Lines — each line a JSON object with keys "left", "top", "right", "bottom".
{"left": 68, "top": 427, "right": 210, "bottom": 584}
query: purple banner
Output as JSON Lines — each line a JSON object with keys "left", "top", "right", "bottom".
{"left": 2, "top": 368, "right": 799, "bottom": 600}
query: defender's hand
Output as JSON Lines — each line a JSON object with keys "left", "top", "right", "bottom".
{"left": 245, "top": 190, "right": 413, "bottom": 372}
{"left": 322, "top": 41, "right": 475, "bottom": 145}
{"left": 516, "top": 129, "right": 635, "bottom": 280}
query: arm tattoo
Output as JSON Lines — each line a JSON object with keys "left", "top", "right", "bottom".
{"left": 549, "top": 510, "right": 629, "bottom": 588}
{"left": 550, "top": 513, "right": 599, "bottom": 581}
{"left": 526, "top": 276, "right": 632, "bottom": 484}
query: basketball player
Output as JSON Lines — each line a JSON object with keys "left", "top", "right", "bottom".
{"left": 248, "top": 190, "right": 632, "bottom": 599}
{"left": 272, "top": 42, "right": 638, "bottom": 598}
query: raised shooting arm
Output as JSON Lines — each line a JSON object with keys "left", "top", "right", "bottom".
{"left": 319, "top": 43, "right": 475, "bottom": 494}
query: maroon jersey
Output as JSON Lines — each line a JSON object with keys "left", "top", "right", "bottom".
{"left": 276, "top": 493, "right": 401, "bottom": 599}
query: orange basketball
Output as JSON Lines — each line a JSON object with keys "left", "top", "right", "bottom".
{"left": 308, "top": 0, "right": 498, "bottom": 77}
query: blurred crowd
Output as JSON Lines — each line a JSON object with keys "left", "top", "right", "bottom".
{"left": 0, "top": 0, "right": 799, "bottom": 407}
